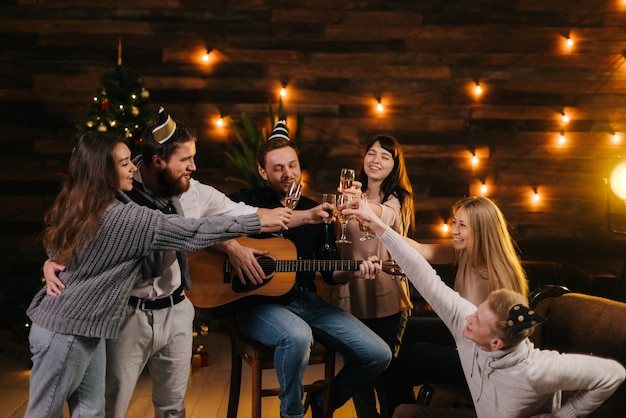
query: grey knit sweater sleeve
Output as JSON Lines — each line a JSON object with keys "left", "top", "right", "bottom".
{"left": 27, "top": 200, "right": 261, "bottom": 339}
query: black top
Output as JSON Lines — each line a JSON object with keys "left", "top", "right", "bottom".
{"left": 229, "top": 186, "right": 337, "bottom": 291}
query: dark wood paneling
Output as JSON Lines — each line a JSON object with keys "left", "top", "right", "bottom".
{"left": 3, "top": 0, "right": 626, "bottom": 326}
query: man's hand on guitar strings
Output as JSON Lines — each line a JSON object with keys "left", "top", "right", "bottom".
{"left": 356, "top": 256, "right": 382, "bottom": 280}
{"left": 258, "top": 207, "right": 292, "bottom": 232}
{"left": 225, "top": 241, "right": 267, "bottom": 285}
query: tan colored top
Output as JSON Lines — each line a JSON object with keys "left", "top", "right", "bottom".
{"left": 453, "top": 250, "right": 489, "bottom": 306}
{"left": 329, "top": 194, "right": 412, "bottom": 319}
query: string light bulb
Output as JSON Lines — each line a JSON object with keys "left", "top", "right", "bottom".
{"left": 201, "top": 49, "right": 213, "bottom": 63}
{"left": 471, "top": 153, "right": 479, "bottom": 167}
{"left": 474, "top": 82, "right": 483, "bottom": 97}
{"left": 279, "top": 86, "right": 287, "bottom": 97}
{"left": 376, "top": 99, "right": 384, "bottom": 113}
{"left": 480, "top": 181, "right": 488, "bottom": 195}
{"left": 612, "top": 132, "right": 622, "bottom": 144}
{"left": 561, "top": 111, "right": 570, "bottom": 125}
{"left": 558, "top": 130, "right": 567, "bottom": 145}
{"left": 533, "top": 187, "right": 541, "bottom": 204}
{"left": 565, "top": 36, "right": 574, "bottom": 50}
{"left": 442, "top": 222, "right": 449, "bottom": 233}
{"left": 216, "top": 116, "right": 224, "bottom": 127}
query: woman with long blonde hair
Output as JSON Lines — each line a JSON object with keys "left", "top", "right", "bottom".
{"left": 386, "top": 195, "right": 528, "bottom": 415}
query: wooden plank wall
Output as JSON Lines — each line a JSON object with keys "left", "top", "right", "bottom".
{"left": 2, "top": 0, "right": 626, "bottom": 326}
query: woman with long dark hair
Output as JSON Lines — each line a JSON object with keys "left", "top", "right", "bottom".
{"left": 331, "top": 134, "right": 415, "bottom": 418}
{"left": 25, "top": 131, "right": 265, "bottom": 417}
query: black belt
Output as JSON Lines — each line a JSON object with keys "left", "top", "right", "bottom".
{"left": 128, "top": 285, "right": 185, "bottom": 310}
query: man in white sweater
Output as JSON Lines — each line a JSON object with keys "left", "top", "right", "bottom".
{"left": 343, "top": 200, "right": 626, "bottom": 418}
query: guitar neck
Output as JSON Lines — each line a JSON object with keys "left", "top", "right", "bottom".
{"left": 275, "top": 259, "right": 362, "bottom": 273}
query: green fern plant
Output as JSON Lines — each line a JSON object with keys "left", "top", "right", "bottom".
{"left": 225, "top": 99, "right": 304, "bottom": 188}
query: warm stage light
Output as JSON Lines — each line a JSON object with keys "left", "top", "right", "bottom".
{"left": 610, "top": 161, "right": 626, "bottom": 201}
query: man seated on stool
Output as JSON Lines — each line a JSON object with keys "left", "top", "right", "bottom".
{"left": 343, "top": 199, "right": 626, "bottom": 418}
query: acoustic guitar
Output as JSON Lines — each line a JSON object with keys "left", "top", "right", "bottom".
{"left": 186, "top": 236, "right": 403, "bottom": 313}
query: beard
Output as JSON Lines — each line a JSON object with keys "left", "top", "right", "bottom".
{"left": 156, "top": 167, "right": 190, "bottom": 196}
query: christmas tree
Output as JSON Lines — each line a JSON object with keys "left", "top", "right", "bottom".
{"left": 76, "top": 41, "right": 155, "bottom": 155}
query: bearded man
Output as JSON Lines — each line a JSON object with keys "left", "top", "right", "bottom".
{"left": 43, "top": 107, "right": 290, "bottom": 418}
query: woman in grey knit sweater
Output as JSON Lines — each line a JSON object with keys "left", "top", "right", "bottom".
{"left": 24, "top": 132, "right": 266, "bottom": 418}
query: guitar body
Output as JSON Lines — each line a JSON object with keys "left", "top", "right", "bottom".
{"left": 186, "top": 236, "right": 298, "bottom": 312}
{"left": 186, "top": 236, "right": 403, "bottom": 317}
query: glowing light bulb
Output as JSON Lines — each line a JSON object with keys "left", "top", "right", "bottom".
{"left": 442, "top": 223, "right": 449, "bottom": 233}
{"left": 612, "top": 133, "right": 622, "bottom": 144}
{"left": 566, "top": 37, "right": 574, "bottom": 49}
{"left": 480, "top": 182, "right": 488, "bottom": 195}
{"left": 471, "top": 155, "right": 479, "bottom": 166}
{"left": 558, "top": 130, "right": 567, "bottom": 145}
{"left": 561, "top": 112, "right": 570, "bottom": 124}
{"left": 533, "top": 190, "right": 541, "bottom": 203}
{"left": 377, "top": 102, "right": 384, "bottom": 112}
{"left": 202, "top": 52, "right": 211, "bottom": 63}
{"left": 216, "top": 117, "right": 224, "bottom": 127}
{"left": 280, "top": 87, "right": 287, "bottom": 97}
{"left": 474, "top": 83, "right": 483, "bottom": 96}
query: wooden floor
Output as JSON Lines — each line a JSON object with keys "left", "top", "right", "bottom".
{"left": 0, "top": 329, "right": 357, "bottom": 418}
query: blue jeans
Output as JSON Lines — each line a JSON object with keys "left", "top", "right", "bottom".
{"left": 236, "top": 289, "right": 392, "bottom": 418}
{"left": 25, "top": 324, "right": 106, "bottom": 418}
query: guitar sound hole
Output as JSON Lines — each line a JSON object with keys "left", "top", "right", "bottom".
{"left": 232, "top": 255, "right": 277, "bottom": 293}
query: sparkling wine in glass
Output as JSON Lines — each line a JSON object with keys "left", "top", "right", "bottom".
{"left": 358, "top": 193, "right": 375, "bottom": 241}
{"left": 321, "top": 193, "right": 337, "bottom": 251}
{"left": 336, "top": 193, "right": 353, "bottom": 244}
{"left": 285, "top": 182, "right": 302, "bottom": 209}
{"left": 339, "top": 168, "right": 355, "bottom": 191}
{"left": 275, "top": 182, "right": 302, "bottom": 237}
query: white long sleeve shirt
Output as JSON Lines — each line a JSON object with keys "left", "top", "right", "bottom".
{"left": 378, "top": 227, "right": 625, "bottom": 418}
{"left": 131, "top": 173, "right": 257, "bottom": 299}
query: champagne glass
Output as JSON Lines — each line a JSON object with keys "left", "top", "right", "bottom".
{"left": 335, "top": 193, "right": 353, "bottom": 244}
{"left": 339, "top": 168, "right": 355, "bottom": 191}
{"left": 358, "top": 193, "right": 375, "bottom": 241}
{"left": 285, "top": 182, "right": 302, "bottom": 209}
{"left": 321, "top": 193, "right": 337, "bottom": 251}
{"left": 275, "top": 182, "right": 302, "bottom": 237}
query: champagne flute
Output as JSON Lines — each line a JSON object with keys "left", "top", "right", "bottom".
{"left": 335, "top": 193, "right": 353, "bottom": 244}
{"left": 275, "top": 182, "right": 302, "bottom": 237}
{"left": 285, "top": 182, "right": 302, "bottom": 209}
{"left": 358, "top": 193, "right": 375, "bottom": 241}
{"left": 339, "top": 168, "right": 355, "bottom": 191}
{"left": 321, "top": 193, "right": 337, "bottom": 251}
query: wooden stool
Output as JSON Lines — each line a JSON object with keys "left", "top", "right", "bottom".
{"left": 227, "top": 318, "right": 336, "bottom": 418}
